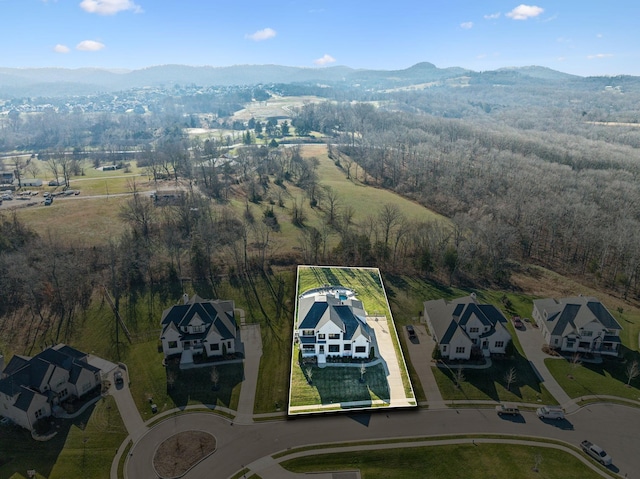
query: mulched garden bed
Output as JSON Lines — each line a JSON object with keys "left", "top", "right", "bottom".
{"left": 153, "top": 430, "right": 216, "bottom": 479}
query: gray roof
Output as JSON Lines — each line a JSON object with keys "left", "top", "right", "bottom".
{"left": 0, "top": 344, "right": 98, "bottom": 413}
{"left": 423, "top": 296, "right": 507, "bottom": 346}
{"left": 298, "top": 294, "right": 371, "bottom": 341}
{"left": 533, "top": 296, "right": 622, "bottom": 336}
{"left": 160, "top": 295, "right": 237, "bottom": 341}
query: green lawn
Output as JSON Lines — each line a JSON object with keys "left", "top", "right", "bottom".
{"left": 290, "top": 266, "right": 415, "bottom": 412}
{"left": 433, "top": 352, "right": 557, "bottom": 404}
{"left": 290, "top": 348, "right": 390, "bottom": 408}
{"left": 545, "top": 356, "right": 640, "bottom": 400}
{"left": 0, "top": 395, "right": 127, "bottom": 479}
{"left": 281, "top": 443, "right": 603, "bottom": 479}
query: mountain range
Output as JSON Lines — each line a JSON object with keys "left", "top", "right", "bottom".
{"left": 0, "top": 62, "right": 634, "bottom": 98}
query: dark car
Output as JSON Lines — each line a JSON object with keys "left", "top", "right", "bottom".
{"left": 44, "top": 197, "right": 53, "bottom": 206}
{"left": 406, "top": 325, "right": 416, "bottom": 339}
{"left": 513, "top": 316, "right": 524, "bottom": 329}
{"left": 114, "top": 370, "right": 124, "bottom": 385}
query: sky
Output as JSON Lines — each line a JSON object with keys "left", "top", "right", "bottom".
{"left": 1, "top": 0, "right": 640, "bottom": 77}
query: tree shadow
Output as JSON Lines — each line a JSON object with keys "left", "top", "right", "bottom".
{"left": 167, "top": 362, "right": 243, "bottom": 409}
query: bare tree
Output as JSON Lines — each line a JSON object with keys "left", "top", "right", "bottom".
{"left": 359, "top": 362, "right": 367, "bottom": 383}
{"left": 504, "top": 367, "right": 517, "bottom": 391}
{"left": 210, "top": 366, "right": 220, "bottom": 390}
{"left": 626, "top": 359, "right": 640, "bottom": 386}
{"left": 454, "top": 366, "right": 465, "bottom": 389}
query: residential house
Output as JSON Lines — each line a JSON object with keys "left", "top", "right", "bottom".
{"left": 532, "top": 296, "right": 622, "bottom": 356}
{"left": 423, "top": 294, "right": 511, "bottom": 360}
{"left": 160, "top": 295, "right": 239, "bottom": 364}
{"left": 0, "top": 344, "right": 102, "bottom": 431}
{"left": 296, "top": 289, "right": 374, "bottom": 364}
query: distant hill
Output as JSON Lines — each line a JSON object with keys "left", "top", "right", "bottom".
{"left": 1, "top": 62, "right": 638, "bottom": 98}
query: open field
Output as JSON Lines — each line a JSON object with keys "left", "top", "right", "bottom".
{"left": 281, "top": 442, "right": 604, "bottom": 479}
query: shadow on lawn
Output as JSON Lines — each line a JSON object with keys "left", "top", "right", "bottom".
{"left": 442, "top": 349, "right": 544, "bottom": 402}
{"left": 167, "top": 362, "right": 243, "bottom": 409}
{"left": 0, "top": 404, "right": 96, "bottom": 478}
{"left": 310, "top": 364, "right": 390, "bottom": 407}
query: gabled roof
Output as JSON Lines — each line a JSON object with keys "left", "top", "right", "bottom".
{"left": 0, "top": 344, "right": 99, "bottom": 413}
{"left": 533, "top": 296, "right": 622, "bottom": 336}
{"left": 160, "top": 296, "right": 236, "bottom": 341}
{"left": 424, "top": 295, "right": 507, "bottom": 346}
{"left": 297, "top": 294, "right": 371, "bottom": 342}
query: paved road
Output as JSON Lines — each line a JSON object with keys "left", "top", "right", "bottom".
{"left": 125, "top": 403, "right": 640, "bottom": 478}
{"left": 116, "top": 316, "right": 640, "bottom": 479}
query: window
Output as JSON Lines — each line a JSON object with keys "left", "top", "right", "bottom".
{"left": 329, "top": 345, "right": 340, "bottom": 353}
{"left": 302, "top": 345, "right": 315, "bottom": 351}
{"left": 495, "top": 341, "right": 504, "bottom": 348}
{"left": 317, "top": 333, "right": 325, "bottom": 339}
{"left": 210, "top": 343, "right": 220, "bottom": 351}
{"left": 442, "top": 345, "right": 447, "bottom": 352}
{"left": 582, "top": 330, "right": 593, "bottom": 337}
{"left": 192, "top": 325, "right": 203, "bottom": 333}
{"left": 469, "top": 327, "right": 479, "bottom": 333}
{"left": 168, "top": 341, "right": 178, "bottom": 349}
{"left": 355, "top": 346, "right": 366, "bottom": 353}
{"left": 227, "top": 341, "right": 232, "bottom": 348}
{"left": 344, "top": 344, "right": 351, "bottom": 351}
{"left": 302, "top": 330, "right": 314, "bottom": 336}
{"left": 35, "top": 408, "right": 44, "bottom": 419}
{"left": 455, "top": 347, "right": 465, "bottom": 354}
{"left": 329, "top": 333, "right": 341, "bottom": 340}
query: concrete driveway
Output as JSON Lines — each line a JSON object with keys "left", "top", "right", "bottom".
{"left": 513, "top": 320, "right": 577, "bottom": 412}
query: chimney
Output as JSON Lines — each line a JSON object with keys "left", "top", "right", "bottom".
{"left": 183, "top": 293, "right": 190, "bottom": 305}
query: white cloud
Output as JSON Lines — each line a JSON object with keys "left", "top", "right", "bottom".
{"left": 314, "top": 54, "right": 336, "bottom": 66}
{"left": 587, "top": 53, "right": 613, "bottom": 60}
{"left": 246, "top": 28, "right": 277, "bottom": 41}
{"left": 54, "top": 44, "right": 70, "bottom": 53}
{"left": 506, "top": 4, "right": 544, "bottom": 20}
{"left": 76, "top": 40, "right": 106, "bottom": 51}
{"left": 460, "top": 22, "right": 473, "bottom": 29}
{"left": 484, "top": 12, "right": 501, "bottom": 20}
{"left": 79, "top": 0, "right": 142, "bottom": 15}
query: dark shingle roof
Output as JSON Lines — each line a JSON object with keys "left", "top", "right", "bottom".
{"left": 160, "top": 297, "right": 236, "bottom": 341}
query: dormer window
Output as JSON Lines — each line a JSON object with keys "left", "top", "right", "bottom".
{"left": 192, "top": 325, "right": 203, "bottom": 333}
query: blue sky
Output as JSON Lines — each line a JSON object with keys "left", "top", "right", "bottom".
{"left": 1, "top": 0, "right": 639, "bottom": 76}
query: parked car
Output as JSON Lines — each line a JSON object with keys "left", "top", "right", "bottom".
{"left": 114, "top": 370, "right": 124, "bottom": 385}
{"left": 406, "top": 325, "right": 416, "bottom": 339}
{"left": 512, "top": 316, "right": 524, "bottom": 329}
{"left": 536, "top": 405, "right": 565, "bottom": 420}
{"left": 581, "top": 440, "right": 612, "bottom": 466}
{"left": 495, "top": 403, "right": 520, "bottom": 416}
{"left": 44, "top": 197, "right": 53, "bottom": 206}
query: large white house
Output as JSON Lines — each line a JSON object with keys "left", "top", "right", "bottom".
{"left": 532, "top": 296, "right": 622, "bottom": 356}
{"left": 423, "top": 295, "right": 511, "bottom": 360}
{"left": 0, "top": 344, "right": 102, "bottom": 431}
{"left": 160, "top": 295, "right": 239, "bottom": 363}
{"left": 296, "top": 288, "right": 374, "bottom": 364}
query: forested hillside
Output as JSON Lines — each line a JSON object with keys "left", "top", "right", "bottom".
{"left": 2, "top": 66, "right": 640, "bottom": 355}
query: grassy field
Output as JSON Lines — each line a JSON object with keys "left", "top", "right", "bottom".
{"left": 281, "top": 442, "right": 604, "bottom": 479}
{"left": 545, "top": 356, "right": 640, "bottom": 400}
{"left": 0, "top": 395, "right": 126, "bottom": 479}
